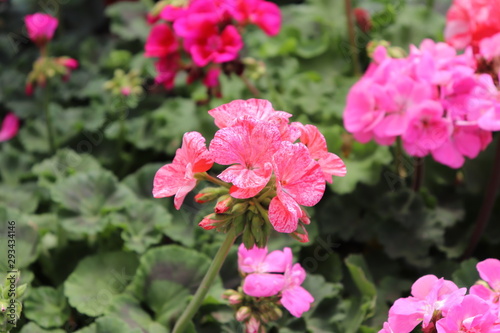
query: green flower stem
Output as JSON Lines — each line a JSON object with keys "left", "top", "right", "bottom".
{"left": 240, "top": 74, "right": 261, "bottom": 97}
{"left": 172, "top": 227, "right": 238, "bottom": 333}
{"left": 43, "top": 84, "right": 56, "bottom": 154}
{"left": 200, "top": 173, "right": 232, "bottom": 189}
{"left": 462, "top": 137, "right": 500, "bottom": 259}
{"left": 252, "top": 199, "right": 271, "bottom": 224}
{"left": 344, "top": 0, "right": 361, "bottom": 76}
{"left": 412, "top": 157, "right": 424, "bottom": 192}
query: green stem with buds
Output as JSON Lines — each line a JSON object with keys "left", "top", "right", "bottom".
{"left": 200, "top": 172, "right": 232, "bottom": 189}
{"left": 172, "top": 227, "right": 238, "bottom": 333}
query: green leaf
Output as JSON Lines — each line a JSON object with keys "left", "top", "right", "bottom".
{"left": 127, "top": 245, "right": 218, "bottom": 326}
{"left": 0, "top": 145, "right": 34, "bottom": 185}
{"left": 24, "top": 286, "right": 70, "bottom": 329}
{"left": 19, "top": 322, "right": 66, "bottom": 333}
{"left": 109, "top": 200, "right": 172, "bottom": 253}
{"left": 64, "top": 251, "right": 139, "bottom": 317}
{"left": 105, "top": 2, "right": 150, "bottom": 42}
{"left": 0, "top": 183, "right": 40, "bottom": 214}
{"left": 50, "top": 170, "right": 135, "bottom": 236}
{"left": 452, "top": 258, "right": 480, "bottom": 288}
{"left": 122, "top": 163, "right": 164, "bottom": 199}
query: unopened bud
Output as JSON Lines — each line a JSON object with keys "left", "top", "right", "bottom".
{"left": 242, "top": 227, "right": 256, "bottom": 250}
{"left": 0, "top": 302, "right": 6, "bottom": 312}
{"left": 236, "top": 306, "right": 252, "bottom": 321}
{"left": 233, "top": 214, "right": 246, "bottom": 236}
{"left": 245, "top": 316, "right": 261, "bottom": 333}
{"left": 198, "top": 213, "right": 225, "bottom": 230}
{"left": 228, "top": 293, "right": 243, "bottom": 305}
{"left": 267, "top": 305, "right": 282, "bottom": 321}
{"left": 300, "top": 209, "right": 310, "bottom": 225}
{"left": 194, "top": 187, "right": 228, "bottom": 203}
{"left": 353, "top": 7, "right": 371, "bottom": 33}
{"left": 291, "top": 224, "right": 309, "bottom": 243}
{"left": 231, "top": 202, "right": 249, "bottom": 215}
{"left": 215, "top": 195, "right": 232, "bottom": 214}
{"left": 250, "top": 215, "right": 265, "bottom": 248}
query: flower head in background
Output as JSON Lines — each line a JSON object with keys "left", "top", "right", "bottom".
{"left": 0, "top": 113, "right": 20, "bottom": 142}
{"left": 25, "top": 13, "right": 58, "bottom": 49}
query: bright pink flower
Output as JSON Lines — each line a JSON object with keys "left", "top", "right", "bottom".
{"left": 268, "top": 142, "right": 325, "bottom": 233}
{"left": 387, "top": 275, "right": 466, "bottom": 332}
{"left": 402, "top": 101, "right": 451, "bottom": 157}
{"left": 280, "top": 249, "right": 314, "bottom": 317}
{"left": 203, "top": 67, "right": 220, "bottom": 88}
{"left": 480, "top": 32, "right": 500, "bottom": 61}
{"left": 294, "top": 123, "right": 346, "bottom": 183}
{"left": 444, "top": 0, "right": 500, "bottom": 51}
{"left": 145, "top": 23, "right": 179, "bottom": 58}
{"left": 378, "top": 322, "right": 395, "bottom": 333}
{"left": 0, "top": 113, "right": 20, "bottom": 142}
{"left": 233, "top": 0, "right": 281, "bottom": 36}
{"left": 470, "top": 259, "right": 500, "bottom": 310}
{"left": 208, "top": 99, "right": 292, "bottom": 129}
{"left": 436, "top": 295, "right": 500, "bottom": 333}
{"left": 56, "top": 57, "right": 79, "bottom": 69}
{"left": 239, "top": 244, "right": 287, "bottom": 297}
{"left": 154, "top": 53, "right": 180, "bottom": 90}
{"left": 209, "top": 119, "right": 281, "bottom": 198}
{"left": 431, "top": 124, "right": 491, "bottom": 168}
{"left": 187, "top": 25, "right": 243, "bottom": 67}
{"left": 159, "top": 4, "right": 189, "bottom": 22}
{"left": 153, "top": 131, "right": 213, "bottom": 209}
{"left": 24, "top": 13, "right": 58, "bottom": 48}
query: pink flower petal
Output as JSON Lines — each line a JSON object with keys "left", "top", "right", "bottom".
{"left": 243, "top": 273, "right": 285, "bottom": 297}
{"left": 268, "top": 194, "right": 301, "bottom": 233}
{"left": 281, "top": 286, "right": 314, "bottom": 317}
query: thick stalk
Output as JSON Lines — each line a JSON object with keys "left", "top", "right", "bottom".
{"left": 462, "top": 138, "right": 500, "bottom": 259}
{"left": 412, "top": 157, "right": 424, "bottom": 192}
{"left": 344, "top": 0, "right": 361, "bottom": 76}
{"left": 240, "top": 74, "right": 261, "bottom": 97}
{"left": 172, "top": 228, "right": 237, "bottom": 333}
{"left": 43, "top": 84, "right": 56, "bottom": 154}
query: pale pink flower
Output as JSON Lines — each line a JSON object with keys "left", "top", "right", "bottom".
{"left": 208, "top": 99, "right": 292, "bottom": 129}
{"left": 209, "top": 119, "right": 281, "bottom": 198}
{"left": 25, "top": 13, "right": 58, "bottom": 48}
{"left": 0, "top": 113, "right": 20, "bottom": 142}
{"left": 294, "top": 123, "right": 346, "bottom": 183}
{"left": 402, "top": 101, "right": 451, "bottom": 157}
{"left": 145, "top": 23, "right": 178, "bottom": 58}
{"left": 387, "top": 275, "right": 466, "bottom": 332}
{"left": 479, "top": 32, "right": 500, "bottom": 61}
{"left": 239, "top": 244, "right": 287, "bottom": 297}
{"left": 444, "top": 0, "right": 500, "bottom": 51}
{"left": 470, "top": 259, "right": 500, "bottom": 311}
{"left": 153, "top": 132, "right": 213, "bottom": 209}
{"left": 280, "top": 250, "right": 314, "bottom": 318}
{"left": 233, "top": 0, "right": 281, "bottom": 36}
{"left": 268, "top": 142, "right": 325, "bottom": 233}
{"left": 436, "top": 295, "right": 500, "bottom": 333}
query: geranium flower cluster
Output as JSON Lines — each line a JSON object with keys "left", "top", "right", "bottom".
{"left": 24, "top": 13, "right": 78, "bottom": 95}
{"left": 144, "top": 0, "right": 281, "bottom": 92}
{"left": 344, "top": 39, "right": 500, "bottom": 168}
{"left": 223, "top": 244, "right": 314, "bottom": 332}
{"left": 153, "top": 99, "right": 346, "bottom": 245}
{"left": 380, "top": 258, "right": 500, "bottom": 333}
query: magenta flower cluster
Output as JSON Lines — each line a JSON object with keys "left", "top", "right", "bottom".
{"left": 380, "top": 259, "right": 500, "bottom": 333}
{"left": 153, "top": 99, "right": 346, "bottom": 236}
{"left": 145, "top": 0, "right": 281, "bottom": 90}
{"left": 344, "top": 39, "right": 500, "bottom": 168}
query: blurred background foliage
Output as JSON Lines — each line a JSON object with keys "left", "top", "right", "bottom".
{"left": 2, "top": 0, "right": 500, "bottom": 332}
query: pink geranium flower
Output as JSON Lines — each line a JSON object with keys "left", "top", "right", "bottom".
{"left": 387, "top": 275, "right": 466, "bottom": 332}
{"left": 209, "top": 119, "right": 281, "bottom": 199}
{"left": 233, "top": 0, "right": 282, "bottom": 36}
{"left": 153, "top": 131, "right": 214, "bottom": 209}
{"left": 402, "top": 101, "right": 451, "bottom": 157}
{"left": 470, "top": 259, "right": 500, "bottom": 311}
{"left": 239, "top": 244, "right": 288, "bottom": 297}
{"left": 268, "top": 142, "right": 325, "bottom": 233}
{"left": 294, "top": 123, "right": 346, "bottom": 183}
{"left": 154, "top": 53, "right": 181, "bottom": 90}
{"left": 0, "top": 113, "right": 20, "bottom": 142}
{"left": 436, "top": 295, "right": 500, "bottom": 333}
{"left": 280, "top": 249, "right": 314, "bottom": 317}
{"left": 208, "top": 99, "right": 292, "bottom": 129}
{"left": 145, "top": 23, "right": 179, "bottom": 58}
{"left": 479, "top": 32, "right": 500, "bottom": 61}
{"left": 24, "top": 13, "right": 58, "bottom": 48}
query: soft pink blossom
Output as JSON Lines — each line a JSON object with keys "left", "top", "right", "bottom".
{"left": 0, "top": 113, "right": 20, "bottom": 142}
{"left": 233, "top": 0, "right": 281, "bottom": 36}
{"left": 24, "top": 13, "right": 58, "bottom": 48}
{"left": 294, "top": 123, "right": 346, "bottom": 183}
{"left": 145, "top": 23, "right": 179, "bottom": 58}
{"left": 210, "top": 119, "right": 281, "bottom": 198}
{"left": 208, "top": 99, "right": 292, "bottom": 129}
{"left": 153, "top": 131, "right": 213, "bottom": 209}
{"left": 436, "top": 295, "right": 500, "bottom": 333}
{"left": 479, "top": 32, "right": 500, "bottom": 61}
{"left": 470, "top": 259, "right": 500, "bottom": 311}
{"left": 268, "top": 142, "right": 325, "bottom": 233}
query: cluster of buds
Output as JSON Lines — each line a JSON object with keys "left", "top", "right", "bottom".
{"left": 223, "top": 288, "right": 282, "bottom": 333}
{"left": 0, "top": 271, "right": 27, "bottom": 333}
{"left": 103, "top": 69, "right": 144, "bottom": 97}
{"left": 144, "top": 0, "right": 280, "bottom": 96}
{"left": 153, "top": 99, "right": 346, "bottom": 246}
{"left": 24, "top": 13, "right": 78, "bottom": 95}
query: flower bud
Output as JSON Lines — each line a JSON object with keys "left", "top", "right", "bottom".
{"left": 245, "top": 316, "right": 261, "bottom": 333}
{"left": 353, "top": 7, "right": 371, "bottom": 33}
{"left": 236, "top": 306, "right": 252, "bottom": 321}
{"left": 198, "top": 213, "right": 225, "bottom": 230}
{"left": 242, "top": 227, "right": 256, "bottom": 250}
{"left": 231, "top": 202, "right": 249, "bottom": 215}
{"left": 291, "top": 224, "right": 309, "bottom": 243}
{"left": 194, "top": 187, "right": 228, "bottom": 203}
{"left": 215, "top": 195, "right": 232, "bottom": 214}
